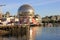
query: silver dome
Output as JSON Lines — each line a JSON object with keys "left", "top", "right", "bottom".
{"left": 18, "top": 4, "right": 34, "bottom": 16}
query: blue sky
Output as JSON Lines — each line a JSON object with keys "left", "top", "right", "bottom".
{"left": 0, "top": 0, "right": 60, "bottom": 17}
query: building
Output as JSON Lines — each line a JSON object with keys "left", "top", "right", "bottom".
{"left": 35, "top": 14, "right": 42, "bottom": 24}
{"left": 18, "top": 4, "right": 35, "bottom": 24}
{"left": 18, "top": 4, "right": 42, "bottom": 26}
{"left": 3, "top": 11, "right": 10, "bottom": 18}
{"left": 56, "top": 15, "right": 60, "bottom": 21}
{"left": 18, "top": 4, "right": 34, "bottom": 17}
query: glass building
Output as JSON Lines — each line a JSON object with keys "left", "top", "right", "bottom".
{"left": 18, "top": 4, "right": 34, "bottom": 17}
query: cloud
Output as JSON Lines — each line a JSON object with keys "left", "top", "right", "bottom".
{"left": 32, "top": 0, "right": 60, "bottom": 6}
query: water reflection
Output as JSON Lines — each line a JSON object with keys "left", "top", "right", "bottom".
{"left": 35, "top": 27, "right": 60, "bottom": 40}
{"left": 0, "top": 26, "right": 60, "bottom": 40}
{"left": 30, "top": 26, "right": 43, "bottom": 40}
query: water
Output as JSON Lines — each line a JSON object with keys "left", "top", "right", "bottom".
{"left": 0, "top": 27, "right": 60, "bottom": 40}
{"left": 34, "top": 27, "right": 60, "bottom": 40}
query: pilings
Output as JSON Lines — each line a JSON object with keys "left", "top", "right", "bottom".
{"left": 0, "top": 25, "right": 30, "bottom": 40}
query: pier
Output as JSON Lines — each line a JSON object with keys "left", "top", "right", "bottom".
{"left": 0, "top": 24, "right": 30, "bottom": 40}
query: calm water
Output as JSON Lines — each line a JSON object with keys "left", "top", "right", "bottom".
{"left": 34, "top": 27, "right": 60, "bottom": 40}
{"left": 0, "top": 27, "right": 60, "bottom": 40}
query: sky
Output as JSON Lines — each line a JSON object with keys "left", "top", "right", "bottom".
{"left": 0, "top": 0, "right": 60, "bottom": 17}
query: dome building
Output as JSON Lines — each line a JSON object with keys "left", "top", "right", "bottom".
{"left": 18, "top": 4, "right": 42, "bottom": 26}
{"left": 18, "top": 4, "right": 35, "bottom": 17}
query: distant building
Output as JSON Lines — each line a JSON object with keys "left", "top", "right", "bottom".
{"left": 50, "top": 15, "right": 60, "bottom": 21}
{"left": 4, "top": 11, "right": 10, "bottom": 18}
{"left": 35, "top": 14, "right": 42, "bottom": 23}
{"left": 51, "top": 16, "right": 56, "bottom": 21}
{"left": 42, "top": 15, "right": 60, "bottom": 23}
{"left": 56, "top": 15, "right": 60, "bottom": 21}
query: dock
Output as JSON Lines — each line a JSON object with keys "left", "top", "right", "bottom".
{"left": 0, "top": 24, "right": 30, "bottom": 40}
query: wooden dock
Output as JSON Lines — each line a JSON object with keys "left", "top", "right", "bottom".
{"left": 0, "top": 24, "right": 30, "bottom": 40}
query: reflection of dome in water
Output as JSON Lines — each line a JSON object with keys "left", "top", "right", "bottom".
{"left": 18, "top": 4, "right": 34, "bottom": 16}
